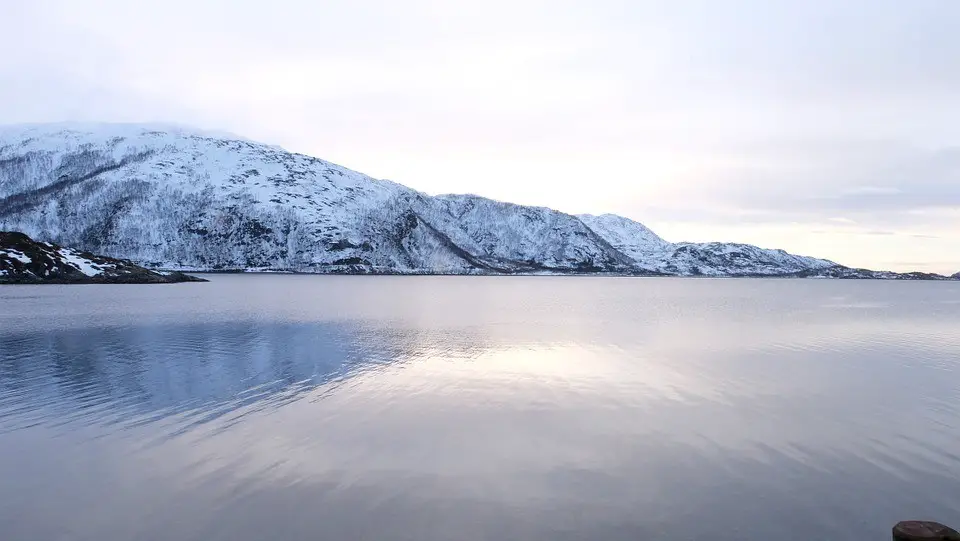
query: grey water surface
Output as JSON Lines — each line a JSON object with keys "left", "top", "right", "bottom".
{"left": 1, "top": 275, "right": 959, "bottom": 541}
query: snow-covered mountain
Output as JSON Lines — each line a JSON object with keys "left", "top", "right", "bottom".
{"left": 0, "top": 123, "right": 947, "bottom": 278}
{"left": 0, "top": 123, "right": 645, "bottom": 274}
{"left": 578, "top": 213, "right": 836, "bottom": 276}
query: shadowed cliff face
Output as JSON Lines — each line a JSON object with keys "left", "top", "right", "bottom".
{"left": 0, "top": 231, "right": 204, "bottom": 284}
{"left": 0, "top": 123, "right": 949, "bottom": 279}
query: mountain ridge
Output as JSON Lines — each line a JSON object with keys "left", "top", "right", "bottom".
{"left": 0, "top": 123, "right": 952, "bottom": 279}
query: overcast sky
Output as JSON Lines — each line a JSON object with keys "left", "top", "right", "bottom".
{"left": 3, "top": 0, "right": 958, "bottom": 273}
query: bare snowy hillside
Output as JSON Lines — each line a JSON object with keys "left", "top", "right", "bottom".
{"left": 0, "top": 123, "right": 949, "bottom": 279}
{"left": 578, "top": 214, "right": 838, "bottom": 276}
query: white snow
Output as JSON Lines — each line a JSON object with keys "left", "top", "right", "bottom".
{"left": 0, "top": 249, "right": 31, "bottom": 263}
{"left": 59, "top": 249, "right": 104, "bottom": 276}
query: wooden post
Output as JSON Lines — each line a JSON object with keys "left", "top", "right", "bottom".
{"left": 893, "top": 521, "right": 960, "bottom": 540}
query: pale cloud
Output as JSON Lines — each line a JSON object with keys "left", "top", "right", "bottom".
{"left": 841, "top": 187, "right": 903, "bottom": 196}
{"left": 1, "top": 0, "right": 958, "bottom": 273}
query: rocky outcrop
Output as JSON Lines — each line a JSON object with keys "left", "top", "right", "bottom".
{"left": 0, "top": 231, "right": 204, "bottom": 284}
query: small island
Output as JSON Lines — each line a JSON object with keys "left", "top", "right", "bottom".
{"left": 0, "top": 232, "right": 205, "bottom": 284}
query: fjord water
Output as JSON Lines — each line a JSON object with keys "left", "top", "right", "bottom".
{"left": 1, "top": 276, "right": 959, "bottom": 541}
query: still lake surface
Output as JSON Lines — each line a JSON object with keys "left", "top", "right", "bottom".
{"left": 1, "top": 275, "right": 959, "bottom": 541}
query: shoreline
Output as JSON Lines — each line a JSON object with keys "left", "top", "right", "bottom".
{"left": 170, "top": 269, "right": 958, "bottom": 281}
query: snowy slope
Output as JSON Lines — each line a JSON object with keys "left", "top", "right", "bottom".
{"left": 427, "top": 197, "right": 636, "bottom": 272}
{"left": 578, "top": 213, "right": 671, "bottom": 272}
{"left": 0, "top": 123, "right": 943, "bottom": 278}
{"left": 579, "top": 213, "right": 835, "bottom": 276}
{"left": 0, "top": 123, "right": 414, "bottom": 271}
{"left": 665, "top": 242, "right": 836, "bottom": 276}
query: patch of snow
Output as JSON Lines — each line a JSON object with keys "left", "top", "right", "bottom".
{"left": 59, "top": 249, "right": 104, "bottom": 276}
{"left": 0, "top": 249, "right": 31, "bottom": 263}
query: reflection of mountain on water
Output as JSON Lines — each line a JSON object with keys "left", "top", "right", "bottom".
{"left": 0, "top": 321, "right": 438, "bottom": 432}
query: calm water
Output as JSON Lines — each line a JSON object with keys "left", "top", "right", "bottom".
{"left": 1, "top": 275, "right": 960, "bottom": 541}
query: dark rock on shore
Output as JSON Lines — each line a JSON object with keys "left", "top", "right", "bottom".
{"left": 0, "top": 231, "right": 205, "bottom": 284}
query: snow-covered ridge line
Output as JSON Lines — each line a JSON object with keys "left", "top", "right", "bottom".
{"left": 0, "top": 123, "right": 951, "bottom": 279}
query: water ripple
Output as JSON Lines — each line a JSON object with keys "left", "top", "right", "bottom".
{"left": 0, "top": 276, "right": 959, "bottom": 541}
